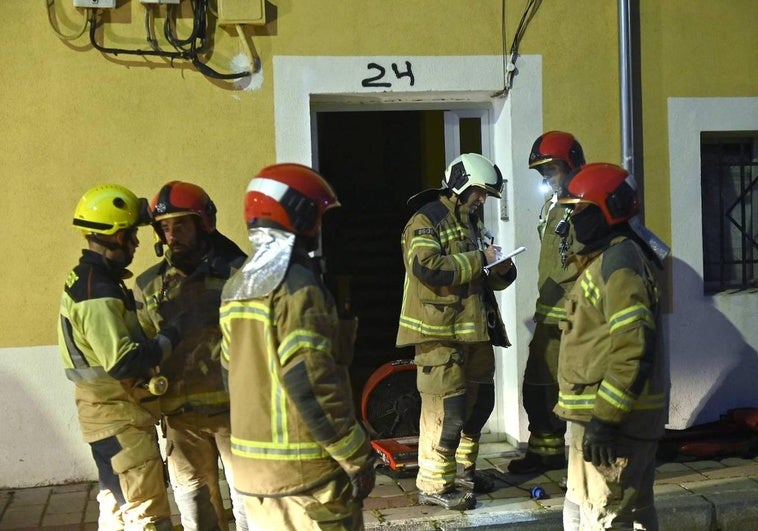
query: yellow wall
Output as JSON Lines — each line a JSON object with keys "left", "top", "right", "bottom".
{"left": 1, "top": 0, "right": 755, "bottom": 346}
{"left": 639, "top": 1, "right": 758, "bottom": 239}
{"left": 521, "top": 0, "right": 621, "bottom": 164}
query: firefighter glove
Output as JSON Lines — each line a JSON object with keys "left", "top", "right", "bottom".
{"left": 158, "top": 311, "right": 186, "bottom": 349}
{"left": 582, "top": 417, "right": 619, "bottom": 467}
{"left": 349, "top": 460, "right": 376, "bottom": 501}
{"left": 158, "top": 325, "right": 180, "bottom": 349}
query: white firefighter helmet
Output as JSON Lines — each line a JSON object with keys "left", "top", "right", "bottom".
{"left": 443, "top": 153, "right": 503, "bottom": 198}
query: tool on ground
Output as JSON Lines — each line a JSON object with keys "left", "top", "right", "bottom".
{"left": 361, "top": 365, "right": 549, "bottom": 500}
{"left": 361, "top": 359, "right": 420, "bottom": 474}
{"left": 475, "top": 468, "right": 549, "bottom": 500}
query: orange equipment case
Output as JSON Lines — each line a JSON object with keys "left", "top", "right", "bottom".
{"left": 360, "top": 359, "right": 420, "bottom": 472}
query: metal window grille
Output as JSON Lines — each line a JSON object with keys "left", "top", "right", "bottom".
{"left": 700, "top": 133, "right": 758, "bottom": 294}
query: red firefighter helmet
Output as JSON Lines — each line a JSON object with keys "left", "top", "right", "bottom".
{"left": 245, "top": 163, "right": 340, "bottom": 237}
{"left": 150, "top": 181, "right": 217, "bottom": 242}
{"left": 559, "top": 162, "right": 639, "bottom": 225}
{"left": 529, "top": 131, "right": 585, "bottom": 171}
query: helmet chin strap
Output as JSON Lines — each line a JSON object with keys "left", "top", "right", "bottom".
{"left": 453, "top": 189, "right": 480, "bottom": 222}
{"left": 88, "top": 233, "right": 133, "bottom": 267}
{"left": 89, "top": 233, "right": 129, "bottom": 254}
{"left": 86, "top": 235, "right": 132, "bottom": 274}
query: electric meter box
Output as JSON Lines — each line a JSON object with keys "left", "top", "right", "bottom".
{"left": 74, "top": 0, "right": 116, "bottom": 8}
{"left": 217, "top": 0, "right": 266, "bottom": 25}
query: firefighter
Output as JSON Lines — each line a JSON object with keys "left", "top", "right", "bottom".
{"left": 220, "top": 164, "right": 375, "bottom": 530}
{"left": 554, "top": 163, "right": 668, "bottom": 529}
{"left": 133, "top": 181, "right": 248, "bottom": 531}
{"left": 396, "top": 153, "right": 517, "bottom": 510}
{"left": 58, "top": 184, "right": 177, "bottom": 531}
{"left": 508, "top": 131, "right": 586, "bottom": 474}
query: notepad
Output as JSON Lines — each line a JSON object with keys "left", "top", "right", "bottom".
{"left": 484, "top": 245, "right": 527, "bottom": 270}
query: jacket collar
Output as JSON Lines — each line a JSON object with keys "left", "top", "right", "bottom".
{"left": 79, "top": 249, "right": 132, "bottom": 281}
{"left": 439, "top": 193, "right": 476, "bottom": 220}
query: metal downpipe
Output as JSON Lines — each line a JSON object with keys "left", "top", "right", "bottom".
{"left": 619, "top": 0, "right": 634, "bottom": 176}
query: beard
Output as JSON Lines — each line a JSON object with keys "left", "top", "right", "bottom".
{"left": 169, "top": 246, "right": 203, "bottom": 273}
{"left": 168, "top": 241, "right": 192, "bottom": 255}
{"left": 168, "top": 231, "right": 209, "bottom": 273}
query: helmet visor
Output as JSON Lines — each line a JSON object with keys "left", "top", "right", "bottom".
{"left": 487, "top": 165, "right": 504, "bottom": 197}
{"left": 137, "top": 198, "right": 153, "bottom": 226}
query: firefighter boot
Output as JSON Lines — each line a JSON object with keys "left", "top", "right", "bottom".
{"left": 418, "top": 488, "right": 476, "bottom": 510}
{"left": 455, "top": 468, "right": 496, "bottom": 494}
{"left": 507, "top": 451, "right": 566, "bottom": 475}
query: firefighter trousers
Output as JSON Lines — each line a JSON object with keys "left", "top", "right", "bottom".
{"left": 564, "top": 422, "right": 658, "bottom": 530}
{"left": 89, "top": 426, "right": 172, "bottom": 531}
{"left": 523, "top": 322, "right": 566, "bottom": 458}
{"left": 414, "top": 341, "right": 495, "bottom": 494}
{"left": 242, "top": 473, "right": 363, "bottom": 531}
{"left": 165, "top": 411, "right": 248, "bottom": 531}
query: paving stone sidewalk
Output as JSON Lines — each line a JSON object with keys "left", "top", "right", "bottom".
{"left": 362, "top": 445, "right": 758, "bottom": 530}
{"left": 2, "top": 443, "right": 757, "bottom": 530}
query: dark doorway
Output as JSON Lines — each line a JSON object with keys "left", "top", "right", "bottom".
{"left": 315, "top": 110, "right": 446, "bottom": 402}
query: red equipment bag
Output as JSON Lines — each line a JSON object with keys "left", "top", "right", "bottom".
{"left": 658, "top": 407, "right": 758, "bottom": 460}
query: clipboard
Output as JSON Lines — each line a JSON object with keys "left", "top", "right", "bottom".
{"left": 484, "top": 245, "right": 526, "bottom": 270}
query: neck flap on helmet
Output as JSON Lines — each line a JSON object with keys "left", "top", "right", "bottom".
{"left": 221, "top": 227, "right": 295, "bottom": 301}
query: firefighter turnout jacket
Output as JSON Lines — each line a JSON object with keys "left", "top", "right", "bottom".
{"left": 534, "top": 196, "right": 581, "bottom": 324}
{"left": 396, "top": 194, "right": 515, "bottom": 349}
{"left": 220, "top": 250, "right": 373, "bottom": 496}
{"left": 58, "top": 250, "right": 166, "bottom": 442}
{"left": 554, "top": 236, "right": 667, "bottom": 439}
{"left": 134, "top": 232, "right": 246, "bottom": 417}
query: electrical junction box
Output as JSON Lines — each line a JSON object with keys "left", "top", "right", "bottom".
{"left": 217, "top": 0, "right": 266, "bottom": 25}
{"left": 74, "top": 0, "right": 116, "bottom": 8}
{"left": 140, "top": 0, "right": 181, "bottom": 4}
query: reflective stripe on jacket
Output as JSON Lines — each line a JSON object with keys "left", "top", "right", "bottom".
{"left": 534, "top": 198, "right": 582, "bottom": 324}
{"left": 220, "top": 252, "right": 372, "bottom": 496}
{"left": 134, "top": 232, "right": 245, "bottom": 416}
{"left": 554, "top": 237, "right": 668, "bottom": 439}
{"left": 57, "top": 250, "right": 164, "bottom": 442}
{"left": 396, "top": 194, "right": 515, "bottom": 347}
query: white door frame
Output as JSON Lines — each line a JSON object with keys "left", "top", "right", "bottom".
{"left": 273, "top": 55, "right": 544, "bottom": 445}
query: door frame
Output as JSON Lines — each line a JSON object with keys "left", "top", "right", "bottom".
{"left": 274, "top": 54, "right": 544, "bottom": 445}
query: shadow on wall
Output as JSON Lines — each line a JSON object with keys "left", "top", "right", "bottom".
{"left": 0, "top": 346, "right": 97, "bottom": 488}
{"left": 666, "top": 257, "right": 758, "bottom": 429}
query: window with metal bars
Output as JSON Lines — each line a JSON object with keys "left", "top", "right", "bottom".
{"left": 700, "top": 133, "right": 758, "bottom": 294}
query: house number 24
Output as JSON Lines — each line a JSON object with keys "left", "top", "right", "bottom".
{"left": 362, "top": 61, "right": 416, "bottom": 88}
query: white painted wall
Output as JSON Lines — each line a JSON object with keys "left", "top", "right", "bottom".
{"left": 666, "top": 97, "right": 758, "bottom": 429}
{"left": 0, "top": 346, "right": 97, "bottom": 487}
{"left": 490, "top": 65, "right": 545, "bottom": 445}
{"left": 0, "top": 345, "right": 173, "bottom": 489}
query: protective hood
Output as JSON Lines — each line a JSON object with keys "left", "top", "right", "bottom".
{"left": 406, "top": 187, "right": 444, "bottom": 212}
{"left": 221, "top": 227, "right": 295, "bottom": 302}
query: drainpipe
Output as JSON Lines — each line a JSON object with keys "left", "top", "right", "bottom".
{"left": 618, "top": 0, "right": 647, "bottom": 222}
{"left": 618, "top": 1, "right": 671, "bottom": 261}
{"left": 619, "top": 0, "right": 634, "bottom": 176}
